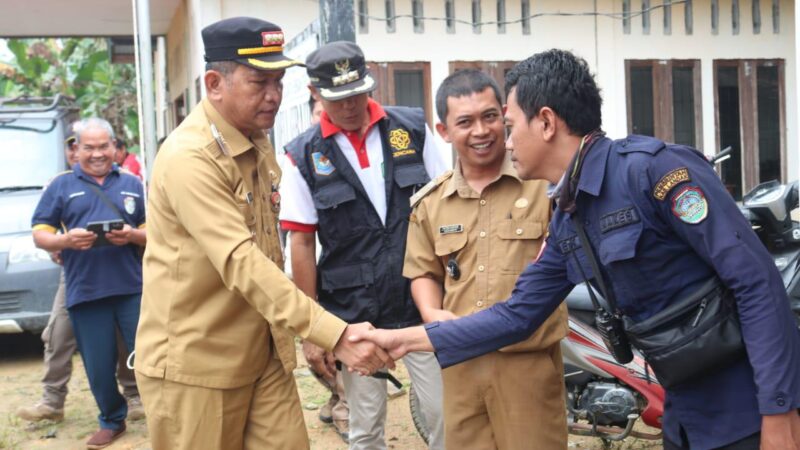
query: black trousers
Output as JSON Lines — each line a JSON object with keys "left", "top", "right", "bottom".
{"left": 664, "top": 431, "right": 760, "bottom": 450}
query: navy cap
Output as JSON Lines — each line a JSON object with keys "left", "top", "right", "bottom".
{"left": 202, "top": 17, "right": 302, "bottom": 71}
{"left": 306, "top": 41, "right": 376, "bottom": 101}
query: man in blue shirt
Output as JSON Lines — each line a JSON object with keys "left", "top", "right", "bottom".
{"left": 32, "top": 118, "right": 146, "bottom": 449}
{"left": 353, "top": 50, "right": 800, "bottom": 450}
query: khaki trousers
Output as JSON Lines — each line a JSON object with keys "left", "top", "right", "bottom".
{"left": 311, "top": 367, "right": 349, "bottom": 421}
{"left": 136, "top": 354, "right": 309, "bottom": 450}
{"left": 342, "top": 351, "right": 444, "bottom": 450}
{"left": 40, "top": 271, "right": 137, "bottom": 409}
{"left": 441, "top": 345, "right": 568, "bottom": 450}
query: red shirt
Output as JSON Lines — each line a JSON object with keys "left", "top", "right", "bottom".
{"left": 121, "top": 153, "right": 142, "bottom": 179}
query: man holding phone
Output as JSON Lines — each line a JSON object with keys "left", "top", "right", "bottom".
{"left": 31, "top": 117, "right": 146, "bottom": 449}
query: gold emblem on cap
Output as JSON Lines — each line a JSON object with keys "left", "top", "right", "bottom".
{"left": 332, "top": 59, "right": 360, "bottom": 87}
{"left": 514, "top": 198, "right": 529, "bottom": 208}
{"left": 334, "top": 59, "right": 350, "bottom": 74}
{"left": 389, "top": 129, "right": 411, "bottom": 150}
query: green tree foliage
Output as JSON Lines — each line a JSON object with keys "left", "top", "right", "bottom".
{"left": 0, "top": 38, "right": 139, "bottom": 145}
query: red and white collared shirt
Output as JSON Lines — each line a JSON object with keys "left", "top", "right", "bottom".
{"left": 280, "top": 100, "right": 448, "bottom": 231}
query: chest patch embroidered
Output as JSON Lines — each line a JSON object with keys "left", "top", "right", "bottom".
{"left": 600, "top": 206, "right": 640, "bottom": 233}
{"left": 557, "top": 235, "right": 580, "bottom": 254}
{"left": 389, "top": 129, "right": 411, "bottom": 150}
{"left": 671, "top": 186, "right": 708, "bottom": 224}
{"left": 653, "top": 167, "right": 690, "bottom": 201}
{"left": 312, "top": 152, "right": 335, "bottom": 176}
{"left": 439, "top": 224, "right": 463, "bottom": 235}
{"left": 124, "top": 196, "right": 136, "bottom": 215}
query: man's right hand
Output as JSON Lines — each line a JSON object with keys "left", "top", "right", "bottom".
{"left": 303, "top": 340, "right": 337, "bottom": 379}
{"left": 333, "top": 322, "right": 396, "bottom": 376}
{"left": 63, "top": 228, "right": 96, "bottom": 251}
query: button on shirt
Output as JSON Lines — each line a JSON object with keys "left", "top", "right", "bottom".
{"left": 280, "top": 99, "right": 448, "bottom": 230}
{"left": 31, "top": 165, "right": 146, "bottom": 308}
{"left": 404, "top": 158, "right": 567, "bottom": 352}
{"left": 424, "top": 135, "right": 800, "bottom": 450}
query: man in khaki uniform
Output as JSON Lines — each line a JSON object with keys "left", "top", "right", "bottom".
{"left": 135, "top": 17, "right": 391, "bottom": 450}
{"left": 403, "top": 69, "right": 569, "bottom": 449}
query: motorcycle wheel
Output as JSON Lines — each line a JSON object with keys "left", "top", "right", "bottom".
{"left": 409, "top": 383, "right": 430, "bottom": 444}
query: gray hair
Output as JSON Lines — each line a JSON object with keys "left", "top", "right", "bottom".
{"left": 205, "top": 61, "right": 239, "bottom": 77}
{"left": 73, "top": 118, "right": 115, "bottom": 143}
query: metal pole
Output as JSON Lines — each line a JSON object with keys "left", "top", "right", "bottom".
{"left": 319, "top": 0, "right": 356, "bottom": 43}
{"left": 135, "top": 0, "right": 157, "bottom": 181}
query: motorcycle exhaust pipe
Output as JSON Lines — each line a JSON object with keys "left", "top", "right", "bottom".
{"left": 567, "top": 414, "right": 662, "bottom": 441}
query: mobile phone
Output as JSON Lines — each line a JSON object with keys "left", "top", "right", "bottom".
{"left": 86, "top": 219, "right": 125, "bottom": 247}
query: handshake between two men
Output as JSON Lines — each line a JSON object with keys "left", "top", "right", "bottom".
{"left": 329, "top": 323, "right": 435, "bottom": 376}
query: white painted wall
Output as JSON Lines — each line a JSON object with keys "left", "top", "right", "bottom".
{"left": 162, "top": 0, "right": 798, "bottom": 181}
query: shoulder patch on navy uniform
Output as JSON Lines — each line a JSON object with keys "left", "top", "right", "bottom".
{"left": 653, "top": 167, "right": 691, "bottom": 201}
{"left": 410, "top": 170, "right": 453, "bottom": 208}
{"left": 671, "top": 186, "right": 708, "bottom": 224}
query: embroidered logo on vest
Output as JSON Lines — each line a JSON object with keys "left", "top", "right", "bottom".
{"left": 389, "top": 129, "right": 411, "bottom": 151}
{"left": 312, "top": 152, "right": 335, "bottom": 176}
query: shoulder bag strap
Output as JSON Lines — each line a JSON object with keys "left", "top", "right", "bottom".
{"left": 571, "top": 211, "right": 620, "bottom": 314}
{"left": 78, "top": 178, "right": 129, "bottom": 224}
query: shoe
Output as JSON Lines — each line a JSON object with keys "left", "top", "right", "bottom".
{"left": 86, "top": 423, "right": 126, "bottom": 449}
{"left": 318, "top": 394, "right": 335, "bottom": 424}
{"left": 16, "top": 403, "right": 64, "bottom": 422}
{"left": 126, "top": 396, "right": 145, "bottom": 421}
{"left": 387, "top": 383, "right": 406, "bottom": 399}
{"left": 333, "top": 418, "right": 349, "bottom": 443}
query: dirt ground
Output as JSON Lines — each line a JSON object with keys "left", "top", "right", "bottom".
{"left": 0, "top": 333, "right": 659, "bottom": 450}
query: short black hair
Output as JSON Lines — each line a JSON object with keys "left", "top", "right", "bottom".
{"left": 308, "top": 95, "right": 318, "bottom": 111}
{"left": 504, "top": 49, "right": 602, "bottom": 135}
{"left": 436, "top": 69, "right": 502, "bottom": 124}
{"left": 116, "top": 136, "right": 127, "bottom": 149}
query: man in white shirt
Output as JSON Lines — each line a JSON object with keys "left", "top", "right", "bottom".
{"left": 280, "top": 41, "right": 446, "bottom": 450}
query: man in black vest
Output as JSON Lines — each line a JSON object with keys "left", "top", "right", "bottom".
{"left": 280, "top": 41, "right": 446, "bottom": 450}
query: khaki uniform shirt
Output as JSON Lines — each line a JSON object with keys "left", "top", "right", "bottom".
{"left": 136, "top": 99, "right": 347, "bottom": 389}
{"left": 404, "top": 158, "right": 568, "bottom": 352}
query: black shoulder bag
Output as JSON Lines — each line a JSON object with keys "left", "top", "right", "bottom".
{"left": 572, "top": 213, "right": 746, "bottom": 388}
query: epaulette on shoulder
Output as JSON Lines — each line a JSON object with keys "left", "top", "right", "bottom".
{"left": 410, "top": 170, "right": 453, "bottom": 208}
{"left": 616, "top": 135, "right": 666, "bottom": 155}
{"left": 44, "top": 170, "right": 73, "bottom": 188}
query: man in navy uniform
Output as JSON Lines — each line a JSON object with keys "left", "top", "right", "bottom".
{"left": 354, "top": 49, "right": 800, "bottom": 450}
{"left": 280, "top": 41, "right": 446, "bottom": 450}
{"left": 31, "top": 118, "right": 146, "bottom": 449}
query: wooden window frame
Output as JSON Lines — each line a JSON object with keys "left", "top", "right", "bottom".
{"left": 449, "top": 61, "right": 518, "bottom": 96}
{"left": 367, "top": 61, "right": 434, "bottom": 127}
{"left": 713, "top": 59, "right": 786, "bottom": 192}
{"left": 625, "top": 59, "right": 703, "bottom": 149}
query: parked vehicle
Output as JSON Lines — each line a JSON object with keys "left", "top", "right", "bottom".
{"left": 0, "top": 95, "right": 78, "bottom": 334}
{"left": 739, "top": 179, "right": 800, "bottom": 326}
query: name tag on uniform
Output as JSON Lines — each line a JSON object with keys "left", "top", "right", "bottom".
{"left": 439, "top": 224, "right": 463, "bottom": 235}
{"left": 600, "top": 206, "right": 640, "bottom": 233}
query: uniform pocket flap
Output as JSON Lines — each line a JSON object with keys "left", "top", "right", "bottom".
{"left": 434, "top": 231, "right": 468, "bottom": 256}
{"left": 598, "top": 224, "right": 642, "bottom": 264}
{"left": 312, "top": 182, "right": 357, "bottom": 210}
{"left": 394, "top": 164, "right": 430, "bottom": 188}
{"left": 498, "top": 220, "right": 544, "bottom": 240}
{"left": 320, "top": 263, "right": 375, "bottom": 290}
